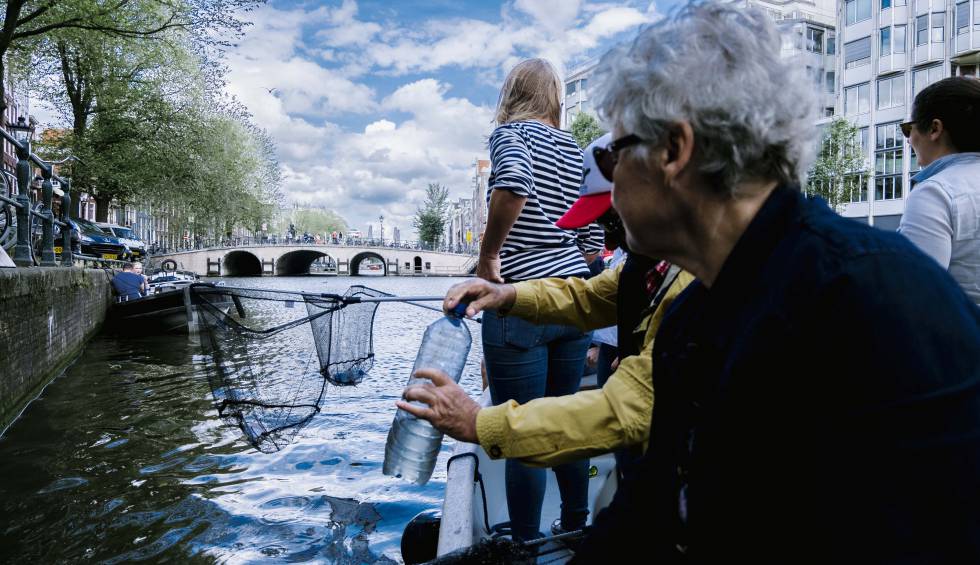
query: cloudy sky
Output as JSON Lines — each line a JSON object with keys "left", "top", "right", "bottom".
{"left": 225, "top": 0, "right": 674, "bottom": 238}
{"left": 29, "top": 1, "right": 667, "bottom": 237}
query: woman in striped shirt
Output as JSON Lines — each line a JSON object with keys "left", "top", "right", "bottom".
{"left": 478, "top": 58, "right": 603, "bottom": 541}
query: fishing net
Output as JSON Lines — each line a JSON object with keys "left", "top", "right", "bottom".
{"left": 190, "top": 284, "right": 389, "bottom": 452}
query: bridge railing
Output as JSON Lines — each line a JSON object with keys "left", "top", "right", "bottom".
{"left": 147, "top": 237, "right": 479, "bottom": 256}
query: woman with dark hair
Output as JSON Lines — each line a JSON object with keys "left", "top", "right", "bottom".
{"left": 898, "top": 76, "right": 980, "bottom": 304}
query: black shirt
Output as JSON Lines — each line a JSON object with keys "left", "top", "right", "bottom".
{"left": 574, "top": 186, "right": 980, "bottom": 563}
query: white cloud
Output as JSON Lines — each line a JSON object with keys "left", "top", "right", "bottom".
{"left": 222, "top": 0, "right": 657, "bottom": 236}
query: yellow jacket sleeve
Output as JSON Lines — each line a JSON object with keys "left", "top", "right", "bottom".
{"left": 476, "top": 270, "right": 695, "bottom": 467}
{"left": 507, "top": 264, "right": 622, "bottom": 331}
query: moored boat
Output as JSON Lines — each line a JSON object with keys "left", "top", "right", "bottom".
{"left": 105, "top": 282, "right": 233, "bottom": 334}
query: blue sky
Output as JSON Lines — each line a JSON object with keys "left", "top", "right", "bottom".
{"left": 219, "top": 0, "right": 670, "bottom": 235}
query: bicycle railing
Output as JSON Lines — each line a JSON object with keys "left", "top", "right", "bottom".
{"left": 0, "top": 126, "right": 74, "bottom": 267}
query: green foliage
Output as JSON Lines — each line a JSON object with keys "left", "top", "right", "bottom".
{"left": 25, "top": 0, "right": 281, "bottom": 236}
{"left": 807, "top": 117, "right": 869, "bottom": 213}
{"left": 292, "top": 207, "right": 348, "bottom": 236}
{"left": 570, "top": 112, "right": 606, "bottom": 149}
{"left": 413, "top": 183, "right": 450, "bottom": 247}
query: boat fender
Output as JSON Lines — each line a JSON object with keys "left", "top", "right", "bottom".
{"left": 401, "top": 509, "right": 441, "bottom": 564}
{"left": 162, "top": 259, "right": 177, "bottom": 271}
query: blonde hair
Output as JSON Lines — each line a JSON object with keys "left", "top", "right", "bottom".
{"left": 494, "top": 59, "right": 562, "bottom": 127}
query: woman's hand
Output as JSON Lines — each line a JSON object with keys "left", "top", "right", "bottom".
{"left": 444, "top": 278, "right": 517, "bottom": 318}
{"left": 396, "top": 368, "right": 481, "bottom": 444}
{"left": 476, "top": 254, "right": 504, "bottom": 283}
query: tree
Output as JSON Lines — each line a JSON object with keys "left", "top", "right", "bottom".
{"left": 570, "top": 112, "right": 606, "bottom": 149}
{"left": 292, "top": 207, "right": 348, "bottom": 236}
{"left": 0, "top": 0, "right": 259, "bottom": 121}
{"left": 807, "top": 117, "right": 869, "bottom": 213}
{"left": 413, "top": 183, "right": 450, "bottom": 247}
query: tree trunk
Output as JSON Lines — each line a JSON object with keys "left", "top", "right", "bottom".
{"left": 95, "top": 195, "right": 111, "bottom": 222}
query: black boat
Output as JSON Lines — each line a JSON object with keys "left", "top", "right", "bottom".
{"left": 105, "top": 284, "right": 234, "bottom": 334}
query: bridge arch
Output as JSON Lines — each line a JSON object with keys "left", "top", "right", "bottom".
{"left": 223, "top": 250, "right": 262, "bottom": 276}
{"left": 276, "top": 249, "right": 332, "bottom": 276}
{"left": 350, "top": 251, "right": 387, "bottom": 276}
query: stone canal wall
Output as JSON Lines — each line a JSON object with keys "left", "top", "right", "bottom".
{"left": 0, "top": 268, "right": 112, "bottom": 432}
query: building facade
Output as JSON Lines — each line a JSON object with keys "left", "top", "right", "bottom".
{"left": 470, "top": 158, "right": 490, "bottom": 247}
{"left": 562, "top": 60, "right": 598, "bottom": 128}
{"left": 837, "top": 0, "right": 980, "bottom": 228}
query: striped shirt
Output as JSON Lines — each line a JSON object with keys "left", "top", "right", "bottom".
{"left": 487, "top": 121, "right": 604, "bottom": 281}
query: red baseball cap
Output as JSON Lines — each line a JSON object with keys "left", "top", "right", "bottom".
{"left": 556, "top": 132, "right": 613, "bottom": 229}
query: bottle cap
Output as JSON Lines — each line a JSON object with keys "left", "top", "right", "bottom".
{"left": 451, "top": 302, "right": 468, "bottom": 318}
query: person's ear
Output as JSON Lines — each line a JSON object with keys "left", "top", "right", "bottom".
{"left": 929, "top": 118, "right": 945, "bottom": 142}
{"left": 663, "top": 121, "right": 695, "bottom": 185}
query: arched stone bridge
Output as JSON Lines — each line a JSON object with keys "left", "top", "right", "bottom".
{"left": 149, "top": 244, "right": 477, "bottom": 277}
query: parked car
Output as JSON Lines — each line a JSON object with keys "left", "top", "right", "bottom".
{"left": 52, "top": 218, "right": 82, "bottom": 258}
{"left": 75, "top": 218, "right": 129, "bottom": 261}
{"left": 97, "top": 222, "right": 147, "bottom": 260}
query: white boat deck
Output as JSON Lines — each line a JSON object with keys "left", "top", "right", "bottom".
{"left": 437, "top": 384, "right": 618, "bottom": 563}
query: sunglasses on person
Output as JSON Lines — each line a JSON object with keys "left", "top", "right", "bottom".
{"left": 593, "top": 134, "right": 645, "bottom": 182}
{"left": 900, "top": 120, "right": 916, "bottom": 138}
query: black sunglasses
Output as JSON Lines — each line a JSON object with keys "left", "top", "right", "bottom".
{"left": 593, "top": 134, "right": 645, "bottom": 182}
{"left": 900, "top": 120, "right": 916, "bottom": 138}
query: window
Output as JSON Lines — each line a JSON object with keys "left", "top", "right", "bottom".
{"left": 877, "top": 74, "right": 906, "bottom": 109}
{"left": 580, "top": 78, "right": 588, "bottom": 91}
{"left": 845, "top": 36, "right": 872, "bottom": 68}
{"left": 827, "top": 31, "right": 836, "bottom": 54}
{"left": 846, "top": 0, "right": 872, "bottom": 25}
{"left": 910, "top": 147, "right": 920, "bottom": 173}
{"left": 806, "top": 27, "right": 824, "bottom": 53}
{"left": 845, "top": 83, "right": 871, "bottom": 115}
{"left": 858, "top": 126, "right": 870, "bottom": 155}
{"left": 848, "top": 174, "right": 869, "bottom": 202}
{"left": 882, "top": 0, "right": 891, "bottom": 8}
{"left": 566, "top": 82, "right": 576, "bottom": 96}
{"left": 913, "top": 64, "right": 944, "bottom": 96}
{"left": 917, "top": 14, "right": 928, "bottom": 46}
{"left": 932, "top": 12, "right": 945, "bottom": 43}
{"left": 958, "top": 64, "right": 978, "bottom": 76}
{"left": 826, "top": 71, "right": 836, "bottom": 93}
{"left": 880, "top": 27, "right": 892, "bottom": 55}
{"left": 956, "top": 1, "right": 970, "bottom": 34}
{"left": 976, "top": 0, "right": 980, "bottom": 29}
{"left": 875, "top": 122, "right": 904, "bottom": 201}
{"left": 894, "top": 24, "right": 907, "bottom": 53}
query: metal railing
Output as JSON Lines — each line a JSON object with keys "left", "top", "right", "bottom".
{"left": 148, "top": 237, "right": 479, "bottom": 256}
{"left": 0, "top": 126, "right": 74, "bottom": 267}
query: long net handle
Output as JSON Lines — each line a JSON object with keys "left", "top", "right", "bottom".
{"left": 330, "top": 292, "right": 482, "bottom": 323}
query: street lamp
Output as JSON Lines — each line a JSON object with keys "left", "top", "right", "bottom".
{"left": 9, "top": 116, "right": 33, "bottom": 144}
{"left": 379, "top": 214, "right": 384, "bottom": 246}
{"left": 10, "top": 116, "right": 34, "bottom": 266}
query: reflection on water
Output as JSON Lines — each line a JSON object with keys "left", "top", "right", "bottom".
{"left": 0, "top": 276, "right": 483, "bottom": 563}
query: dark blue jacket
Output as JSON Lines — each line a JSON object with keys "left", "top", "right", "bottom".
{"left": 574, "top": 186, "right": 980, "bottom": 563}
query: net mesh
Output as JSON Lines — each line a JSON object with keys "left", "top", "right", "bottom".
{"left": 191, "top": 284, "right": 388, "bottom": 453}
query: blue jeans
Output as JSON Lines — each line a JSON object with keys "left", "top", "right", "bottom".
{"left": 482, "top": 309, "right": 592, "bottom": 541}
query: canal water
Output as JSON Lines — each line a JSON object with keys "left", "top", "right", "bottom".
{"left": 0, "top": 276, "right": 484, "bottom": 564}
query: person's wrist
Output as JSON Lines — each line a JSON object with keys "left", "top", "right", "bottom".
{"left": 464, "top": 404, "right": 482, "bottom": 444}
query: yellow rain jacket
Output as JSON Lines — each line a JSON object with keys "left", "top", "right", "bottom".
{"left": 475, "top": 264, "right": 694, "bottom": 467}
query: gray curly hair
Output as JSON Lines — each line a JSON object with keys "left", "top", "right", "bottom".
{"left": 593, "top": 0, "right": 818, "bottom": 196}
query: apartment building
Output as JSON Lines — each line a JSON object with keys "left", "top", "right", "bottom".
{"left": 837, "top": 0, "right": 980, "bottom": 228}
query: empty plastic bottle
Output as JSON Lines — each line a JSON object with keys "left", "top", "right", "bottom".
{"left": 383, "top": 302, "right": 471, "bottom": 484}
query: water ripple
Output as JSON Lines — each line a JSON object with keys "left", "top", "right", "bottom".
{"left": 0, "top": 277, "right": 484, "bottom": 564}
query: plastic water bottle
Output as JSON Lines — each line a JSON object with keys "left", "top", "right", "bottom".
{"left": 383, "top": 303, "right": 471, "bottom": 484}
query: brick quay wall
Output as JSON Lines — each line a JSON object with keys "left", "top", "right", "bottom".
{"left": 0, "top": 268, "right": 112, "bottom": 432}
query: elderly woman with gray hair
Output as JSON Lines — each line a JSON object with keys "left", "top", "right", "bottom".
{"left": 564, "top": 1, "right": 980, "bottom": 563}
